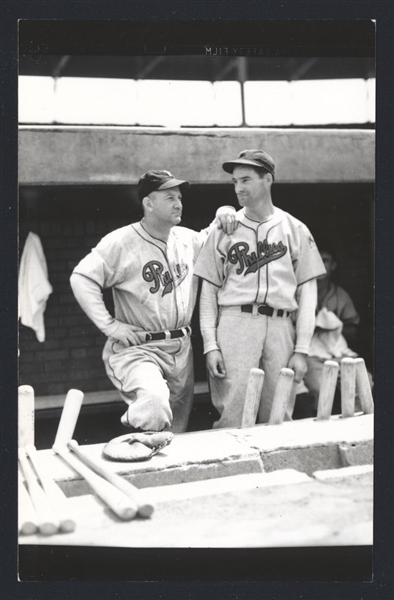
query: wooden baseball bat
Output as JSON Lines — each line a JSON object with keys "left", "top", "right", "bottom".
{"left": 18, "top": 385, "right": 35, "bottom": 448}
{"left": 67, "top": 440, "right": 153, "bottom": 518}
{"left": 353, "top": 357, "right": 374, "bottom": 414}
{"left": 18, "top": 449, "right": 60, "bottom": 535}
{"left": 26, "top": 444, "right": 76, "bottom": 533}
{"left": 341, "top": 358, "right": 356, "bottom": 418}
{"left": 242, "top": 368, "right": 265, "bottom": 428}
{"left": 53, "top": 387, "right": 140, "bottom": 519}
{"left": 317, "top": 360, "right": 340, "bottom": 421}
{"left": 53, "top": 443, "right": 137, "bottom": 520}
{"left": 53, "top": 389, "right": 85, "bottom": 447}
{"left": 18, "top": 470, "right": 38, "bottom": 536}
{"left": 269, "top": 368, "right": 295, "bottom": 425}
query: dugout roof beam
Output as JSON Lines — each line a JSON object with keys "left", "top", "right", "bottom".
{"left": 18, "top": 126, "right": 375, "bottom": 185}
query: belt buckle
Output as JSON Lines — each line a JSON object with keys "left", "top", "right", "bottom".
{"left": 257, "top": 304, "right": 268, "bottom": 316}
{"left": 145, "top": 333, "right": 153, "bottom": 342}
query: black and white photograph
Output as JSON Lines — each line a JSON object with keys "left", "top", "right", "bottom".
{"left": 6, "top": 14, "right": 390, "bottom": 591}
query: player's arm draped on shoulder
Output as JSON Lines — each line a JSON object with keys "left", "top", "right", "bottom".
{"left": 194, "top": 226, "right": 227, "bottom": 286}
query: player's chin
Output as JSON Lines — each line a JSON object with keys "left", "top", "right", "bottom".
{"left": 172, "top": 213, "right": 182, "bottom": 224}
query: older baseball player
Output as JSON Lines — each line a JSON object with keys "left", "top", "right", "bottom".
{"left": 194, "top": 149, "right": 326, "bottom": 427}
{"left": 70, "top": 170, "right": 237, "bottom": 434}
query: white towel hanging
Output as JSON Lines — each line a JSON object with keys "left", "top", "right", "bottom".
{"left": 19, "top": 232, "right": 53, "bottom": 342}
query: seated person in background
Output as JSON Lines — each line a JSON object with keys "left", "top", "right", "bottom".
{"left": 303, "top": 244, "right": 362, "bottom": 413}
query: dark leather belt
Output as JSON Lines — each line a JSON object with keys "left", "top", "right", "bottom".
{"left": 241, "top": 304, "right": 291, "bottom": 318}
{"left": 145, "top": 326, "right": 191, "bottom": 342}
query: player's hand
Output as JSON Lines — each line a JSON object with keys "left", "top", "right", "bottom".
{"left": 287, "top": 352, "right": 308, "bottom": 384}
{"left": 206, "top": 349, "right": 226, "bottom": 379}
{"left": 112, "top": 322, "right": 141, "bottom": 347}
{"left": 215, "top": 206, "right": 239, "bottom": 234}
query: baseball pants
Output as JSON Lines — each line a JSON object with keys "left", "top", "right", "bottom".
{"left": 102, "top": 336, "right": 194, "bottom": 433}
{"left": 210, "top": 307, "right": 296, "bottom": 428}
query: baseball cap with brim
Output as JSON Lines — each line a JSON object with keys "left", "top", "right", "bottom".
{"left": 138, "top": 170, "right": 190, "bottom": 200}
{"left": 222, "top": 149, "right": 275, "bottom": 177}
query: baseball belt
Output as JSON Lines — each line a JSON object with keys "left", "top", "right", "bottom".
{"left": 241, "top": 304, "right": 291, "bottom": 318}
{"left": 145, "top": 326, "right": 192, "bottom": 342}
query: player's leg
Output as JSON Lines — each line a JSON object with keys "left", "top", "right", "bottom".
{"left": 103, "top": 343, "right": 172, "bottom": 431}
{"left": 165, "top": 337, "right": 194, "bottom": 433}
{"left": 258, "top": 316, "right": 296, "bottom": 423}
{"left": 210, "top": 309, "right": 266, "bottom": 428}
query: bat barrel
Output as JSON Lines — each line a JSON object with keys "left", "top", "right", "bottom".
{"left": 53, "top": 389, "right": 85, "bottom": 448}
{"left": 353, "top": 358, "right": 374, "bottom": 414}
{"left": 18, "top": 385, "right": 35, "bottom": 449}
{"left": 341, "top": 358, "right": 357, "bottom": 418}
{"left": 316, "top": 360, "right": 340, "bottom": 421}
{"left": 269, "top": 368, "right": 295, "bottom": 425}
{"left": 242, "top": 368, "right": 265, "bottom": 428}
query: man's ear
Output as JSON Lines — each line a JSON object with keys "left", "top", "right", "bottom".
{"left": 266, "top": 172, "right": 273, "bottom": 184}
{"left": 142, "top": 196, "right": 152, "bottom": 213}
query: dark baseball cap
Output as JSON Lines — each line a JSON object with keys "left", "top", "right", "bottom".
{"left": 137, "top": 170, "right": 191, "bottom": 200}
{"left": 222, "top": 149, "right": 275, "bottom": 177}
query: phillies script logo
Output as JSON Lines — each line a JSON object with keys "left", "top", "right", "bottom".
{"left": 143, "top": 261, "right": 189, "bottom": 296}
{"left": 228, "top": 240, "right": 287, "bottom": 275}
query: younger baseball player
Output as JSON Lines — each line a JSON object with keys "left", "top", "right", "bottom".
{"left": 194, "top": 149, "right": 326, "bottom": 427}
{"left": 70, "top": 170, "right": 237, "bottom": 435}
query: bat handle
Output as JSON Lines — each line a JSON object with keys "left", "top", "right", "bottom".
{"left": 18, "top": 449, "right": 60, "bottom": 535}
{"left": 18, "top": 471, "right": 38, "bottom": 536}
{"left": 26, "top": 444, "right": 76, "bottom": 533}
{"left": 53, "top": 444, "right": 138, "bottom": 521}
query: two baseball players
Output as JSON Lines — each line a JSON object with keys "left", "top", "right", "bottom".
{"left": 70, "top": 170, "right": 237, "bottom": 435}
{"left": 194, "top": 149, "right": 326, "bottom": 428}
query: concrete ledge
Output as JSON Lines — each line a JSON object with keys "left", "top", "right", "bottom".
{"left": 35, "top": 413, "right": 373, "bottom": 495}
{"left": 230, "top": 413, "right": 373, "bottom": 476}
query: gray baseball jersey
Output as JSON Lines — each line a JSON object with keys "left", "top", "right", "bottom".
{"left": 194, "top": 207, "right": 325, "bottom": 311}
{"left": 72, "top": 221, "right": 207, "bottom": 334}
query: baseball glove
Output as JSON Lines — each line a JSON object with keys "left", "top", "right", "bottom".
{"left": 102, "top": 431, "right": 174, "bottom": 462}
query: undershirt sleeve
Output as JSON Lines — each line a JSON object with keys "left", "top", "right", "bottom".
{"left": 294, "top": 278, "right": 318, "bottom": 354}
{"left": 199, "top": 279, "right": 220, "bottom": 354}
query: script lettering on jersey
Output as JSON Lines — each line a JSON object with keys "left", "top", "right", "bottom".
{"left": 228, "top": 240, "right": 287, "bottom": 275}
{"left": 143, "top": 261, "right": 189, "bottom": 296}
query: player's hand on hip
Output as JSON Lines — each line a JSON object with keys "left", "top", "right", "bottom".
{"left": 206, "top": 349, "right": 226, "bottom": 379}
{"left": 112, "top": 322, "right": 141, "bottom": 347}
{"left": 215, "top": 206, "right": 239, "bottom": 235}
{"left": 287, "top": 352, "right": 308, "bottom": 384}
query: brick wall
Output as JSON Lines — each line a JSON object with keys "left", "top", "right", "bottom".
{"left": 19, "top": 183, "right": 374, "bottom": 397}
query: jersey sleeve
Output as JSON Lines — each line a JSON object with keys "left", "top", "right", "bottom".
{"left": 72, "top": 235, "right": 125, "bottom": 289}
{"left": 293, "top": 225, "right": 326, "bottom": 285}
{"left": 193, "top": 227, "right": 226, "bottom": 287}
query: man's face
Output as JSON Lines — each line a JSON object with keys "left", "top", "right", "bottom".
{"left": 232, "top": 166, "right": 270, "bottom": 207}
{"left": 148, "top": 186, "right": 183, "bottom": 226}
{"left": 318, "top": 251, "right": 336, "bottom": 281}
